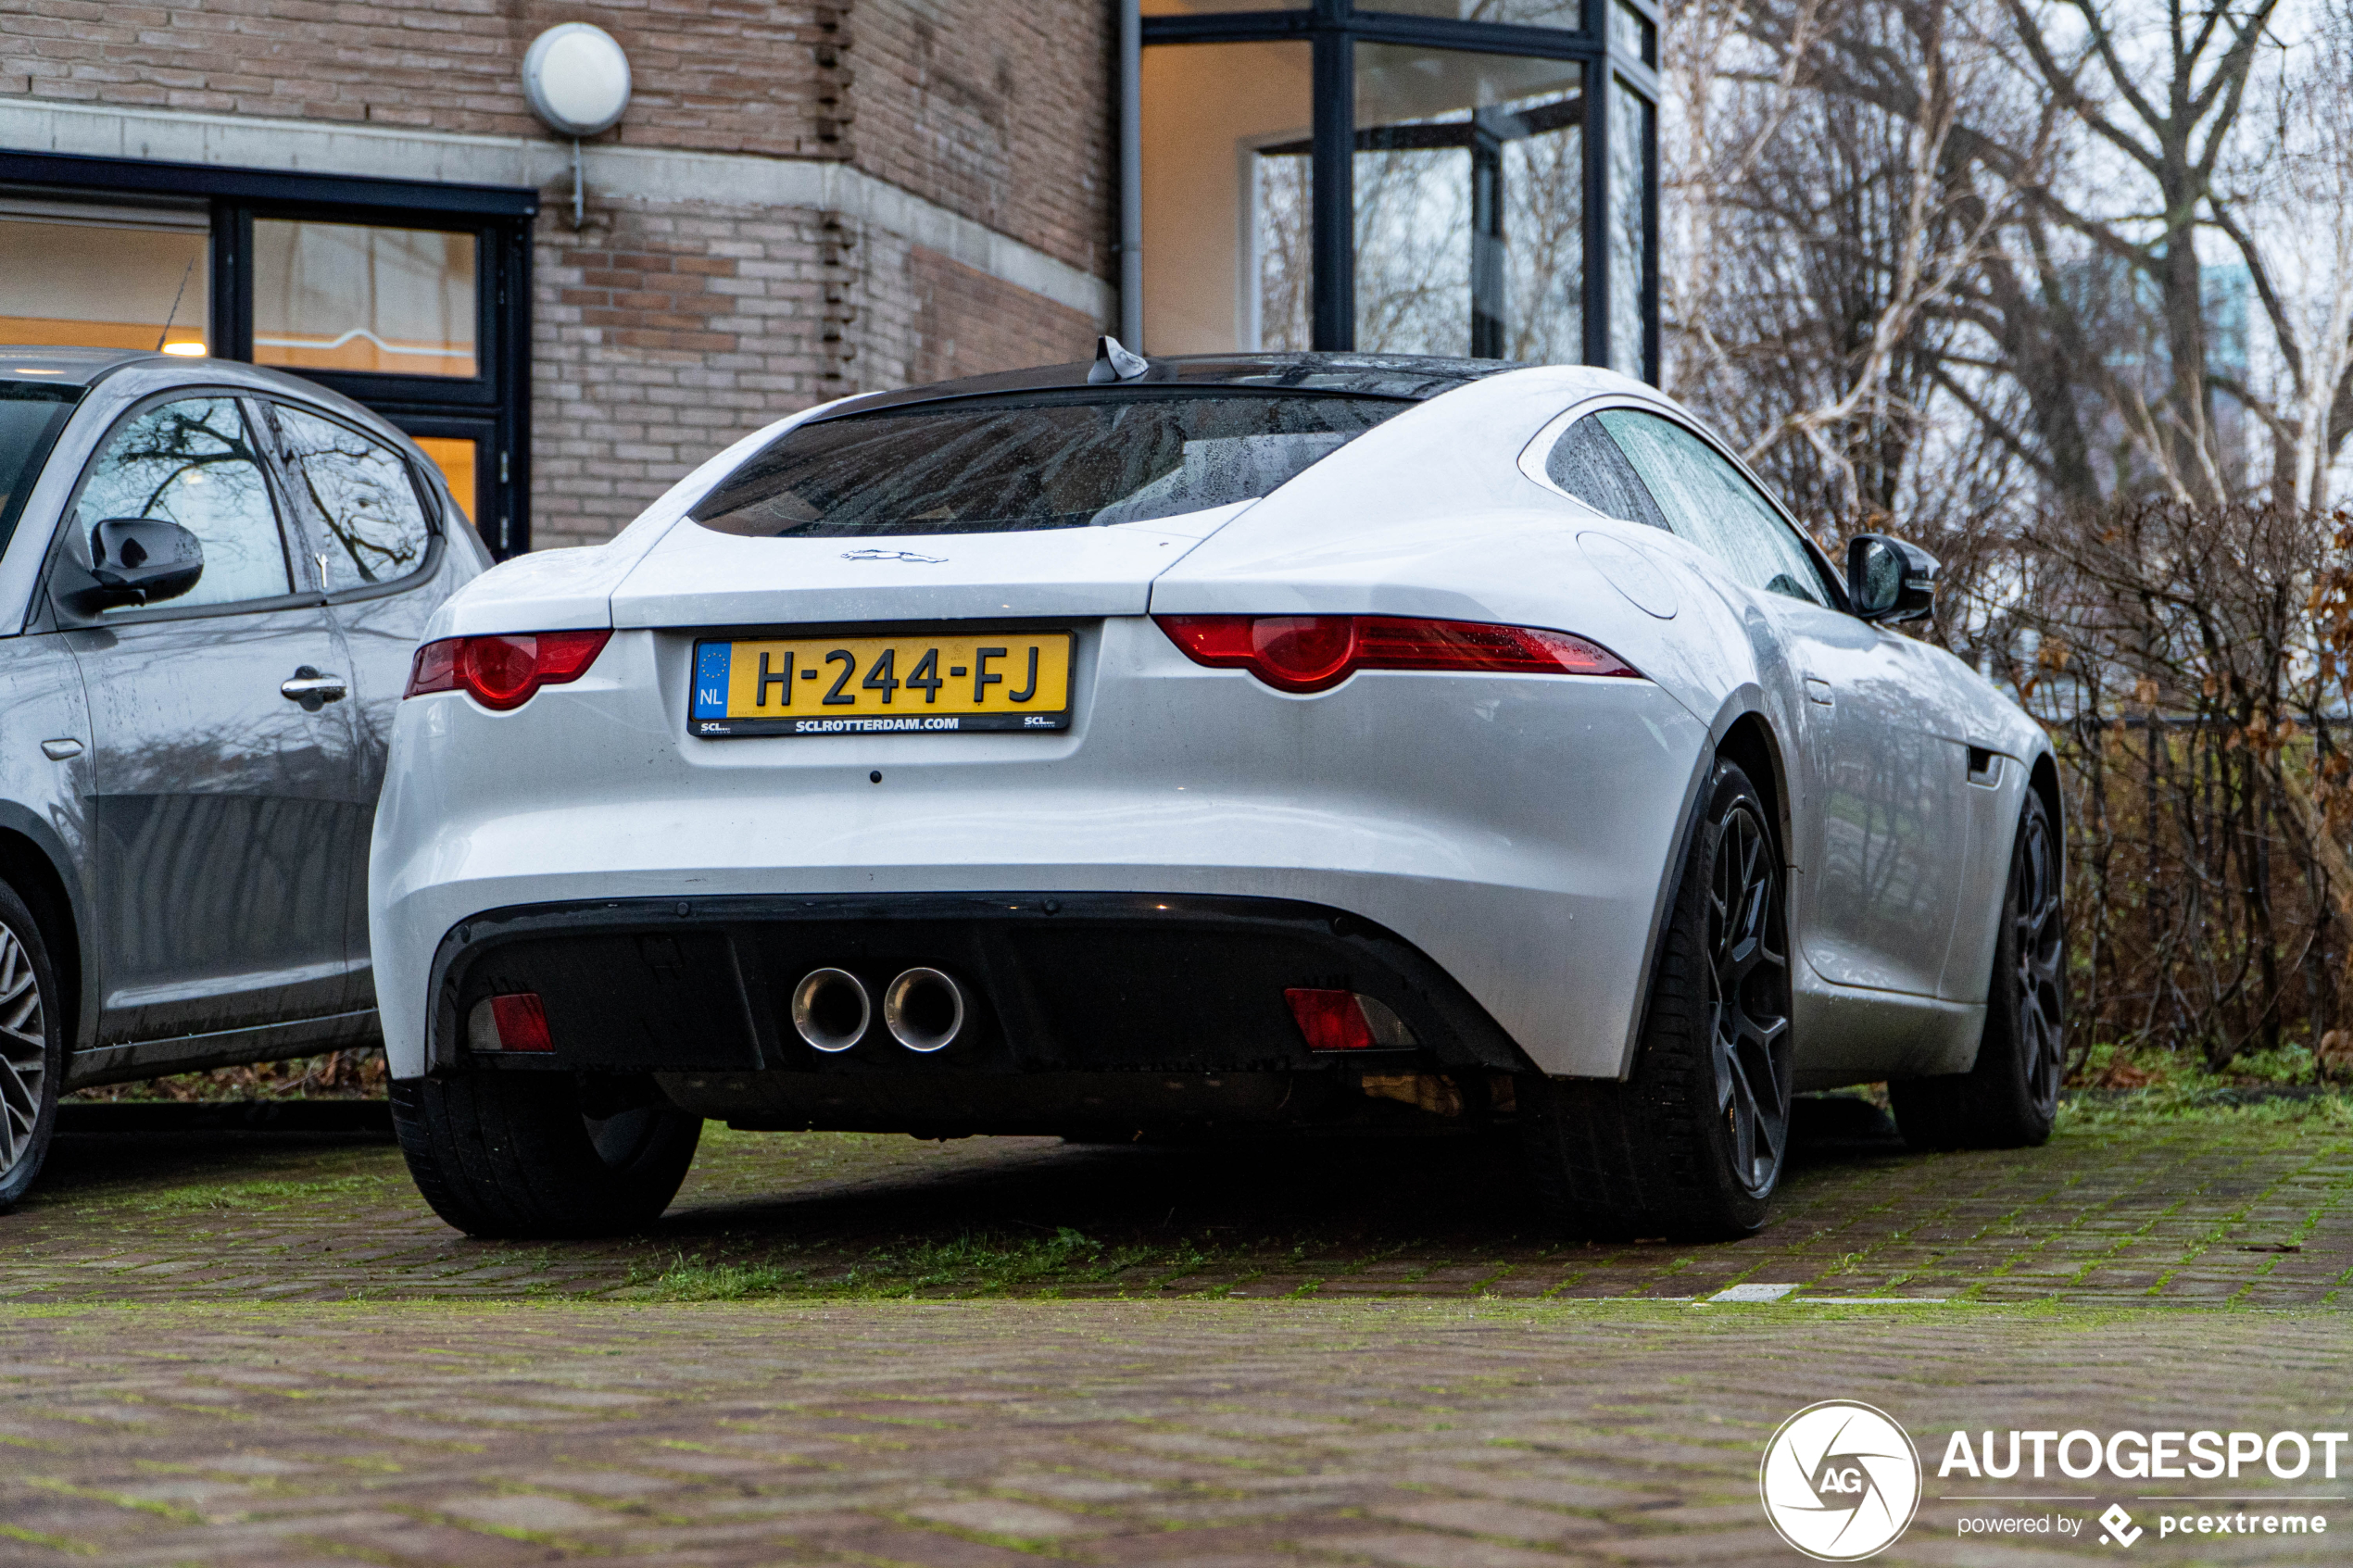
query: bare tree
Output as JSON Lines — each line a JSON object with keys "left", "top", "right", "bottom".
{"left": 1663, "top": 0, "right": 2049, "bottom": 541}
{"left": 2223, "top": 0, "right": 2353, "bottom": 508}
{"left": 1658, "top": 0, "right": 2353, "bottom": 1070}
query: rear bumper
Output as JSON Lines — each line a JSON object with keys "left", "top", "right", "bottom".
{"left": 371, "top": 620, "right": 1714, "bottom": 1081}
{"left": 427, "top": 890, "right": 1528, "bottom": 1073}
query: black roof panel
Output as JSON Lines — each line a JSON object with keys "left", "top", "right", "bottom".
{"left": 812, "top": 351, "right": 1519, "bottom": 423}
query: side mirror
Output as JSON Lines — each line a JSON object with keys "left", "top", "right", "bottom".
{"left": 1845, "top": 533, "right": 1937, "bottom": 623}
{"left": 59, "top": 519, "right": 206, "bottom": 614}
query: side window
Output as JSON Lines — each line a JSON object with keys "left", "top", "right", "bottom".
{"left": 72, "top": 397, "right": 293, "bottom": 612}
{"left": 271, "top": 406, "right": 434, "bottom": 592}
{"left": 1593, "top": 409, "right": 1832, "bottom": 607}
{"left": 1544, "top": 416, "right": 1671, "bottom": 531}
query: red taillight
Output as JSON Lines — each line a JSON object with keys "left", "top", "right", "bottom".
{"left": 1285, "top": 988, "right": 1377, "bottom": 1051}
{"left": 1156, "top": 615, "right": 1639, "bottom": 693}
{"left": 469, "top": 991, "right": 554, "bottom": 1052}
{"left": 406, "top": 629, "right": 611, "bottom": 710}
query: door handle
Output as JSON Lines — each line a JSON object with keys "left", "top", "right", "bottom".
{"left": 281, "top": 666, "right": 347, "bottom": 711}
{"left": 1804, "top": 675, "right": 1834, "bottom": 707}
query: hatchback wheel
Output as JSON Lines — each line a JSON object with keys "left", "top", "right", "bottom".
{"left": 1520, "top": 758, "right": 1793, "bottom": 1238}
{"left": 0, "top": 881, "right": 62, "bottom": 1212}
{"left": 391, "top": 1072, "right": 702, "bottom": 1238}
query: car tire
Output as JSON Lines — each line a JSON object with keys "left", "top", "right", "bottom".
{"left": 1519, "top": 758, "right": 1795, "bottom": 1239}
{"left": 1891, "top": 790, "right": 2065, "bottom": 1150}
{"left": 390, "top": 1073, "right": 702, "bottom": 1239}
{"left": 0, "top": 879, "right": 63, "bottom": 1214}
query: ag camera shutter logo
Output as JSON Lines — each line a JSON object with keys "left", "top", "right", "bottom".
{"left": 1760, "top": 1401, "right": 1923, "bottom": 1560}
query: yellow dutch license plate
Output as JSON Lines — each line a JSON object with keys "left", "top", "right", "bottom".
{"left": 690, "top": 631, "right": 1073, "bottom": 737}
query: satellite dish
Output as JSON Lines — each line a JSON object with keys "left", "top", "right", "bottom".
{"left": 522, "top": 23, "right": 632, "bottom": 138}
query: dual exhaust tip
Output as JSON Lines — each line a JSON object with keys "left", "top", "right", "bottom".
{"left": 791, "top": 966, "right": 965, "bottom": 1055}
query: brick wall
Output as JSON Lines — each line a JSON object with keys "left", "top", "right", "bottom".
{"left": 853, "top": 0, "right": 1114, "bottom": 276}
{"left": 0, "top": 0, "right": 1111, "bottom": 238}
{"left": 903, "top": 245, "right": 1098, "bottom": 384}
{"left": 533, "top": 199, "right": 834, "bottom": 550}
{"left": 2, "top": 0, "right": 1117, "bottom": 547}
{"left": 0, "top": 1, "right": 847, "bottom": 157}
{"left": 530, "top": 208, "right": 1100, "bottom": 548}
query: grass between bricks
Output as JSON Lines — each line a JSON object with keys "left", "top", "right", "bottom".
{"left": 624, "top": 1091, "right": 2353, "bottom": 1302}
{"left": 21, "top": 1085, "right": 2350, "bottom": 1307}
{"left": 0, "top": 1294, "right": 2319, "bottom": 1331}
{"left": 627, "top": 1226, "right": 1232, "bottom": 1301}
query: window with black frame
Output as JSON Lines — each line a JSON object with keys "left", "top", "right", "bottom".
{"left": 0, "top": 160, "right": 533, "bottom": 556}
{"left": 227, "top": 207, "right": 522, "bottom": 554}
{"left": 1136, "top": 0, "right": 1657, "bottom": 378}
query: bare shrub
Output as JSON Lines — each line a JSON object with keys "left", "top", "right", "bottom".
{"left": 1953, "top": 501, "right": 2353, "bottom": 1069}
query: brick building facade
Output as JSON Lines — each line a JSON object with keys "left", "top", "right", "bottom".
{"left": 1, "top": 1, "right": 1116, "bottom": 550}
{"left": 0, "top": 2, "right": 1656, "bottom": 553}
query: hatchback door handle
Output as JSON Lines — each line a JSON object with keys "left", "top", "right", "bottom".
{"left": 281, "top": 666, "right": 347, "bottom": 710}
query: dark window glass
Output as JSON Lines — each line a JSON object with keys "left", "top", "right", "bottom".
{"left": 0, "top": 383, "right": 81, "bottom": 554}
{"left": 74, "top": 396, "right": 292, "bottom": 611}
{"left": 1362, "top": 1, "right": 1581, "bottom": 23}
{"left": 1545, "top": 415, "right": 1667, "bottom": 530}
{"left": 252, "top": 220, "right": 478, "bottom": 379}
{"left": 1592, "top": 408, "right": 1831, "bottom": 606}
{"left": 691, "top": 394, "right": 1409, "bottom": 538}
{"left": 1352, "top": 47, "right": 1584, "bottom": 361}
{"left": 271, "top": 405, "right": 434, "bottom": 591}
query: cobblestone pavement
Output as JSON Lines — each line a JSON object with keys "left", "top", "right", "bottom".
{"left": 3, "top": 1105, "right": 2349, "bottom": 1565}
{"left": 2, "top": 1301, "right": 2347, "bottom": 1566}
{"left": 3, "top": 1099, "right": 2349, "bottom": 1306}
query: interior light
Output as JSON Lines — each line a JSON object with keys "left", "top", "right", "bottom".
{"left": 160, "top": 343, "right": 208, "bottom": 358}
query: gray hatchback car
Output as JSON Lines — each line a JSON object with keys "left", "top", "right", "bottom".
{"left": 0, "top": 347, "right": 488, "bottom": 1206}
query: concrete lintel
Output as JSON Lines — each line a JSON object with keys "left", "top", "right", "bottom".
{"left": 0, "top": 97, "right": 1114, "bottom": 324}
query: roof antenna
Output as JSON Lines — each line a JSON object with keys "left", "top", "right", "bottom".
{"left": 154, "top": 257, "right": 197, "bottom": 353}
{"left": 1088, "top": 334, "right": 1149, "bottom": 383}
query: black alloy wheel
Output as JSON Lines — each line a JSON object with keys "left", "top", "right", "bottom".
{"left": 2008, "top": 801, "right": 2066, "bottom": 1114}
{"left": 0, "top": 882, "right": 61, "bottom": 1211}
{"left": 1521, "top": 758, "right": 1795, "bottom": 1238}
{"left": 1706, "top": 794, "right": 1793, "bottom": 1198}
{"left": 1891, "top": 789, "right": 2066, "bottom": 1149}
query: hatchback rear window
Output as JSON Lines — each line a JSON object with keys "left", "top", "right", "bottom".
{"left": 690, "top": 393, "right": 1408, "bottom": 537}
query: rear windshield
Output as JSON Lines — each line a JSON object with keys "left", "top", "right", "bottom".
{"left": 0, "top": 383, "right": 81, "bottom": 555}
{"left": 690, "top": 392, "right": 1408, "bottom": 537}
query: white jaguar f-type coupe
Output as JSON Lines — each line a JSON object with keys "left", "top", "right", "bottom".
{"left": 371, "top": 345, "right": 2064, "bottom": 1240}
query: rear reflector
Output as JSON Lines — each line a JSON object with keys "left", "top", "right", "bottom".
{"left": 468, "top": 992, "right": 554, "bottom": 1053}
{"left": 1157, "top": 614, "right": 1640, "bottom": 693}
{"left": 407, "top": 629, "right": 611, "bottom": 711}
{"left": 1285, "top": 988, "right": 1417, "bottom": 1051}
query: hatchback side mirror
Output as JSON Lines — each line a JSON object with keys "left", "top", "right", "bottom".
{"left": 59, "top": 518, "right": 206, "bottom": 614}
{"left": 1846, "top": 533, "right": 1937, "bottom": 623}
